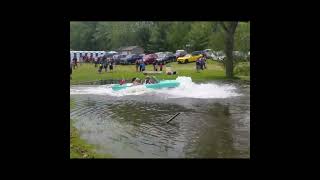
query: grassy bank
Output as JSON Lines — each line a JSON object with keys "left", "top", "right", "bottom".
{"left": 70, "top": 99, "right": 75, "bottom": 109}
{"left": 71, "top": 61, "right": 250, "bottom": 84}
{"left": 70, "top": 120, "right": 112, "bottom": 158}
{"left": 70, "top": 99, "right": 112, "bottom": 158}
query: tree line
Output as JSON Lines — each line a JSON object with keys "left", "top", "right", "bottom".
{"left": 70, "top": 21, "right": 250, "bottom": 78}
{"left": 70, "top": 21, "right": 249, "bottom": 53}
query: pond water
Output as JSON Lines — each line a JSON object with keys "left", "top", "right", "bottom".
{"left": 70, "top": 77, "right": 250, "bottom": 158}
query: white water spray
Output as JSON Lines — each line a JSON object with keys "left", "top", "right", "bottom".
{"left": 70, "top": 76, "right": 240, "bottom": 99}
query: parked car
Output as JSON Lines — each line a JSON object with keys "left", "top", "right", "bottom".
{"left": 163, "top": 52, "right": 176, "bottom": 63}
{"left": 113, "top": 54, "right": 126, "bottom": 64}
{"left": 120, "top": 54, "right": 143, "bottom": 64}
{"left": 155, "top": 52, "right": 164, "bottom": 58}
{"left": 156, "top": 52, "right": 167, "bottom": 63}
{"left": 175, "top": 50, "right": 187, "bottom": 58}
{"left": 202, "top": 49, "right": 215, "bottom": 59}
{"left": 105, "top": 52, "right": 117, "bottom": 59}
{"left": 214, "top": 51, "right": 226, "bottom": 61}
{"left": 177, "top": 51, "right": 203, "bottom": 64}
{"left": 119, "top": 54, "right": 129, "bottom": 64}
{"left": 233, "top": 51, "right": 248, "bottom": 62}
{"left": 140, "top": 53, "right": 146, "bottom": 57}
{"left": 143, "top": 53, "right": 158, "bottom": 64}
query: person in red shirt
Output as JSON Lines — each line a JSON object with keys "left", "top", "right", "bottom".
{"left": 119, "top": 79, "right": 126, "bottom": 85}
{"left": 160, "top": 62, "right": 163, "bottom": 71}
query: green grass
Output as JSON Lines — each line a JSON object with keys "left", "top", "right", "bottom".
{"left": 237, "top": 76, "right": 250, "bottom": 81}
{"left": 70, "top": 99, "right": 112, "bottom": 158}
{"left": 70, "top": 120, "right": 112, "bottom": 159}
{"left": 70, "top": 61, "right": 249, "bottom": 84}
{"left": 70, "top": 99, "right": 75, "bottom": 109}
{"left": 234, "top": 62, "right": 250, "bottom": 77}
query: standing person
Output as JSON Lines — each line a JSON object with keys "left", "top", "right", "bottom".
{"left": 94, "top": 56, "right": 99, "bottom": 67}
{"left": 203, "top": 57, "right": 207, "bottom": 69}
{"left": 109, "top": 59, "right": 113, "bottom": 72}
{"left": 82, "top": 55, "right": 86, "bottom": 63}
{"left": 196, "top": 59, "right": 201, "bottom": 72}
{"left": 200, "top": 58, "right": 204, "bottom": 70}
{"left": 153, "top": 61, "right": 157, "bottom": 71}
{"left": 102, "top": 55, "right": 107, "bottom": 72}
{"left": 141, "top": 62, "right": 146, "bottom": 72}
{"left": 107, "top": 58, "right": 110, "bottom": 72}
{"left": 72, "top": 56, "right": 78, "bottom": 69}
{"left": 159, "top": 62, "right": 163, "bottom": 71}
{"left": 139, "top": 60, "right": 143, "bottom": 72}
{"left": 135, "top": 59, "right": 140, "bottom": 72}
{"left": 155, "top": 62, "right": 159, "bottom": 71}
{"left": 85, "top": 54, "right": 89, "bottom": 63}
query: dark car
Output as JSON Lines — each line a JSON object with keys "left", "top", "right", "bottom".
{"left": 192, "top": 51, "right": 203, "bottom": 56}
{"left": 164, "top": 52, "right": 176, "bottom": 62}
{"left": 233, "top": 51, "right": 248, "bottom": 62}
{"left": 156, "top": 52, "right": 176, "bottom": 63}
{"left": 120, "top": 54, "right": 142, "bottom": 65}
{"left": 143, "top": 54, "right": 158, "bottom": 65}
{"left": 126, "top": 54, "right": 143, "bottom": 64}
{"left": 113, "top": 54, "right": 126, "bottom": 64}
{"left": 155, "top": 52, "right": 165, "bottom": 62}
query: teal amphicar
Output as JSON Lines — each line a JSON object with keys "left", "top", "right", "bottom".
{"left": 112, "top": 80, "right": 180, "bottom": 91}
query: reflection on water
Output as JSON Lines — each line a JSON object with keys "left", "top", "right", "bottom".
{"left": 70, "top": 84, "right": 250, "bottom": 158}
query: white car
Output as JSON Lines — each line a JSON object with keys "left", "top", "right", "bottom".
{"left": 175, "top": 50, "right": 187, "bottom": 58}
{"left": 213, "top": 51, "right": 225, "bottom": 61}
{"left": 203, "top": 49, "right": 214, "bottom": 59}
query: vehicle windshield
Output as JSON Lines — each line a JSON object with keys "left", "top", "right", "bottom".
{"left": 157, "top": 53, "right": 165, "bottom": 58}
{"left": 146, "top": 54, "right": 155, "bottom": 58}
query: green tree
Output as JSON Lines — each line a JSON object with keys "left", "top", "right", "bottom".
{"left": 148, "top": 22, "right": 172, "bottom": 52}
{"left": 93, "top": 22, "right": 113, "bottom": 50}
{"left": 234, "top": 22, "right": 250, "bottom": 52}
{"left": 220, "top": 21, "right": 238, "bottom": 78}
{"left": 187, "top": 22, "right": 212, "bottom": 51}
{"left": 70, "top": 22, "right": 92, "bottom": 50}
{"left": 134, "top": 23, "right": 152, "bottom": 52}
{"left": 208, "top": 23, "right": 225, "bottom": 51}
{"left": 166, "top": 22, "right": 191, "bottom": 52}
{"left": 70, "top": 21, "right": 249, "bottom": 70}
